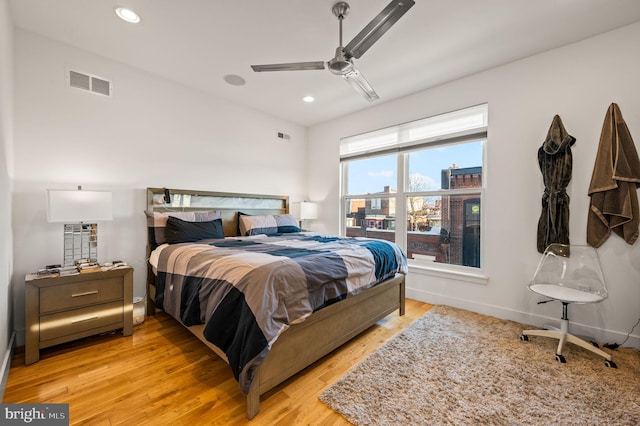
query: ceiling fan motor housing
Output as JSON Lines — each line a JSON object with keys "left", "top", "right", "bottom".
{"left": 328, "top": 47, "right": 354, "bottom": 75}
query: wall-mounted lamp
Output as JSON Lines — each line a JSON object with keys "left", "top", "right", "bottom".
{"left": 292, "top": 201, "right": 318, "bottom": 230}
{"left": 47, "top": 186, "right": 113, "bottom": 266}
{"left": 163, "top": 187, "right": 171, "bottom": 204}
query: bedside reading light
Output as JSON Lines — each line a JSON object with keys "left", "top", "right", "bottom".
{"left": 47, "top": 187, "right": 113, "bottom": 266}
{"left": 293, "top": 201, "right": 318, "bottom": 229}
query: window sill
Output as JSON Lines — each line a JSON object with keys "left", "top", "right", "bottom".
{"left": 408, "top": 261, "right": 489, "bottom": 285}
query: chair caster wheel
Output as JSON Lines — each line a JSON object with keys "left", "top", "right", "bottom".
{"left": 604, "top": 360, "right": 617, "bottom": 369}
{"left": 555, "top": 354, "right": 566, "bottom": 363}
{"left": 520, "top": 334, "right": 529, "bottom": 342}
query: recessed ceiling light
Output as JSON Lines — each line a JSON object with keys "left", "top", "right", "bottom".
{"left": 302, "top": 96, "right": 315, "bottom": 103}
{"left": 115, "top": 7, "right": 141, "bottom": 24}
{"left": 223, "top": 74, "right": 246, "bottom": 86}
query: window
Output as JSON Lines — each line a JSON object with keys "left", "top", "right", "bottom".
{"left": 340, "top": 104, "right": 487, "bottom": 271}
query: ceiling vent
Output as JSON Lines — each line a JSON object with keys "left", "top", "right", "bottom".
{"left": 67, "top": 69, "right": 112, "bottom": 97}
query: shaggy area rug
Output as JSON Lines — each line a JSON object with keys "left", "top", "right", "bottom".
{"left": 320, "top": 305, "right": 640, "bottom": 425}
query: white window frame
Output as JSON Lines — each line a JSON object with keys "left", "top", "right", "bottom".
{"left": 340, "top": 104, "right": 488, "bottom": 280}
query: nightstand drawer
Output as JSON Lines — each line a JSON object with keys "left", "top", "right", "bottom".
{"left": 25, "top": 266, "right": 134, "bottom": 364}
{"left": 39, "top": 301, "right": 124, "bottom": 342}
{"left": 40, "top": 277, "right": 124, "bottom": 313}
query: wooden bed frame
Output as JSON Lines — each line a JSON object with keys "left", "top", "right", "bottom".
{"left": 145, "top": 187, "right": 405, "bottom": 419}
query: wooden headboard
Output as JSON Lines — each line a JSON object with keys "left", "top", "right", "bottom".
{"left": 146, "top": 187, "right": 289, "bottom": 237}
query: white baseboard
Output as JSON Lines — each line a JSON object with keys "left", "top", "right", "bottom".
{"left": 1, "top": 331, "right": 16, "bottom": 400}
{"left": 407, "top": 287, "right": 640, "bottom": 350}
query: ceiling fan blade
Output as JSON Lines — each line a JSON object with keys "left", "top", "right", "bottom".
{"left": 343, "top": 0, "right": 415, "bottom": 60}
{"left": 343, "top": 69, "right": 379, "bottom": 102}
{"left": 251, "top": 61, "right": 325, "bottom": 72}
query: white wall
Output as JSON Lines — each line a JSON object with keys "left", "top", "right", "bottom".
{"left": 11, "top": 29, "right": 309, "bottom": 345}
{"left": 0, "top": 0, "right": 14, "bottom": 396}
{"left": 308, "top": 22, "right": 640, "bottom": 348}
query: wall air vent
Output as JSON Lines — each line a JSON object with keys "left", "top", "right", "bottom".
{"left": 67, "top": 69, "right": 112, "bottom": 97}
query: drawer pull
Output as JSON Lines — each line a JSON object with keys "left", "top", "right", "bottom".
{"left": 71, "top": 291, "right": 99, "bottom": 298}
{"left": 71, "top": 315, "right": 99, "bottom": 324}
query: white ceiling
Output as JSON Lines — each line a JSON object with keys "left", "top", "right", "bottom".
{"left": 9, "top": 0, "right": 640, "bottom": 127}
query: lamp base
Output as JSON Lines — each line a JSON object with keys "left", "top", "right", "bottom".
{"left": 63, "top": 223, "right": 98, "bottom": 266}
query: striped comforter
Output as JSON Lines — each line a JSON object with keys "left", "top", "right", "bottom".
{"left": 153, "top": 233, "right": 407, "bottom": 394}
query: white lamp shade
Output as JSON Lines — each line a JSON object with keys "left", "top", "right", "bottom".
{"left": 47, "top": 189, "right": 113, "bottom": 222}
{"left": 298, "top": 201, "right": 318, "bottom": 220}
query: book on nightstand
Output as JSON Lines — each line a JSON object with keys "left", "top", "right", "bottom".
{"left": 76, "top": 260, "right": 101, "bottom": 273}
{"left": 59, "top": 266, "right": 80, "bottom": 276}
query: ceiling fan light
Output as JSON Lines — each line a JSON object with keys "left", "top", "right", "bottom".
{"left": 344, "top": 70, "right": 379, "bottom": 101}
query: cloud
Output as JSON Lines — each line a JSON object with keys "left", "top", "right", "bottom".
{"left": 409, "top": 172, "right": 439, "bottom": 190}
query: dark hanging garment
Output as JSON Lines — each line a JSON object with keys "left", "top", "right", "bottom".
{"left": 537, "top": 115, "right": 576, "bottom": 253}
{"left": 587, "top": 103, "right": 640, "bottom": 247}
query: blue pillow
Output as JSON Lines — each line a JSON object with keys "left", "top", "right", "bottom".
{"left": 145, "top": 210, "right": 221, "bottom": 249}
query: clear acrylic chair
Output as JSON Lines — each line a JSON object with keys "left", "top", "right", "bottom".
{"left": 521, "top": 243, "right": 616, "bottom": 368}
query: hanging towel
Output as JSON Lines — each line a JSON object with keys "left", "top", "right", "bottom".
{"left": 587, "top": 103, "right": 640, "bottom": 247}
{"left": 537, "top": 115, "right": 575, "bottom": 253}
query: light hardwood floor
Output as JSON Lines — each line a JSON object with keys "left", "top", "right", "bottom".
{"left": 4, "top": 299, "right": 432, "bottom": 425}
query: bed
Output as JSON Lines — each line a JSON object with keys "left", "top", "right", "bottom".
{"left": 145, "top": 187, "right": 407, "bottom": 419}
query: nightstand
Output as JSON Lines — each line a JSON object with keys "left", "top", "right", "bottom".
{"left": 25, "top": 266, "right": 133, "bottom": 365}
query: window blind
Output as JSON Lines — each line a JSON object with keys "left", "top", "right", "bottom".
{"left": 340, "top": 104, "right": 488, "bottom": 161}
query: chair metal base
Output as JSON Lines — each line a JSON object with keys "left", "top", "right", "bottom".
{"left": 521, "top": 306, "right": 617, "bottom": 368}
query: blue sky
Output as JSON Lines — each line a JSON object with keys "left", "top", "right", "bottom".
{"left": 347, "top": 141, "right": 483, "bottom": 195}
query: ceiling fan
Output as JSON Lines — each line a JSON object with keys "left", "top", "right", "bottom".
{"left": 251, "top": 0, "right": 416, "bottom": 102}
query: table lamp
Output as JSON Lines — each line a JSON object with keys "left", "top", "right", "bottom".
{"left": 47, "top": 187, "right": 113, "bottom": 266}
{"left": 293, "top": 201, "right": 318, "bottom": 230}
